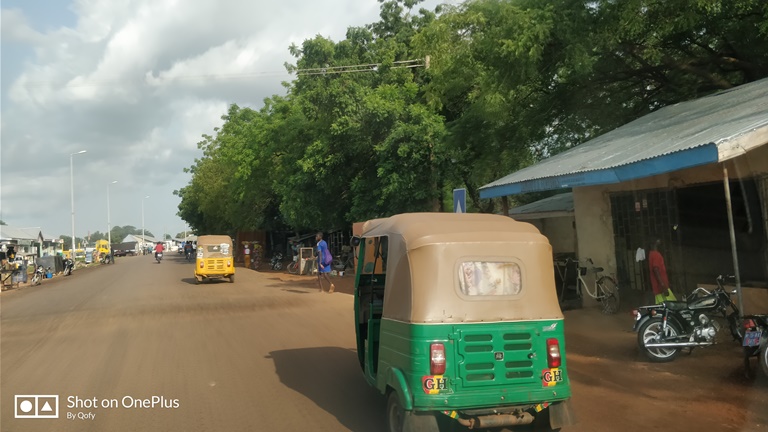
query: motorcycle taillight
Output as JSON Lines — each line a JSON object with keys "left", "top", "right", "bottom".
{"left": 743, "top": 319, "right": 757, "bottom": 330}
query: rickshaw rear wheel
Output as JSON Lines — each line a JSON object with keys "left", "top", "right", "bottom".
{"left": 386, "top": 392, "right": 439, "bottom": 432}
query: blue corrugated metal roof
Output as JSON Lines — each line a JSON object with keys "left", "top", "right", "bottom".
{"left": 480, "top": 77, "right": 768, "bottom": 198}
{"left": 509, "top": 192, "right": 573, "bottom": 216}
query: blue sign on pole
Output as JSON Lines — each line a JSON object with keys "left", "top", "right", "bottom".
{"left": 453, "top": 188, "right": 466, "bottom": 213}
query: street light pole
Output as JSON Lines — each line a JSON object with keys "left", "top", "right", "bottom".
{"left": 107, "top": 181, "right": 117, "bottom": 247}
{"left": 142, "top": 195, "right": 149, "bottom": 254}
{"left": 70, "top": 150, "right": 87, "bottom": 258}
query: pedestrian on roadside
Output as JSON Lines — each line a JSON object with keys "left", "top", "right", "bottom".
{"left": 315, "top": 232, "right": 335, "bottom": 293}
{"left": 243, "top": 243, "right": 251, "bottom": 269}
{"left": 649, "top": 237, "right": 677, "bottom": 303}
{"left": 252, "top": 242, "right": 262, "bottom": 270}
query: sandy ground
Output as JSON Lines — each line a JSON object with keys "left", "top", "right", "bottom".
{"left": 1, "top": 256, "right": 766, "bottom": 432}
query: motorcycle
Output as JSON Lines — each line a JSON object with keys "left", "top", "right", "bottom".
{"left": 632, "top": 275, "right": 742, "bottom": 362}
{"left": 63, "top": 258, "right": 75, "bottom": 276}
{"left": 31, "top": 265, "right": 50, "bottom": 286}
{"left": 155, "top": 252, "right": 163, "bottom": 264}
{"left": 742, "top": 314, "right": 768, "bottom": 378}
{"left": 270, "top": 252, "right": 283, "bottom": 270}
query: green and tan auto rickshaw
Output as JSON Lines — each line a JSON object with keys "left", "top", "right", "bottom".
{"left": 352, "top": 213, "right": 574, "bottom": 431}
{"left": 195, "top": 235, "right": 235, "bottom": 283}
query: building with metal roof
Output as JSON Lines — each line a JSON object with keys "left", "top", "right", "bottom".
{"left": 481, "top": 78, "right": 768, "bottom": 309}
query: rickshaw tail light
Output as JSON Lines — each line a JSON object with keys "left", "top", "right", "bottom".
{"left": 430, "top": 343, "right": 446, "bottom": 375}
{"left": 546, "top": 338, "right": 562, "bottom": 368}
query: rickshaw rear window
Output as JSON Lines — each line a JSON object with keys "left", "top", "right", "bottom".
{"left": 458, "top": 262, "right": 522, "bottom": 296}
{"left": 205, "top": 244, "right": 231, "bottom": 255}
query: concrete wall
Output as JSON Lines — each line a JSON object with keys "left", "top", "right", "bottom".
{"left": 541, "top": 217, "right": 577, "bottom": 254}
{"left": 573, "top": 144, "right": 768, "bottom": 306}
{"left": 572, "top": 188, "right": 617, "bottom": 306}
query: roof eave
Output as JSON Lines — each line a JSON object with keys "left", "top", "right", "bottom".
{"left": 480, "top": 144, "right": 719, "bottom": 199}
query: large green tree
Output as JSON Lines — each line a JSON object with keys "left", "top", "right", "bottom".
{"left": 177, "top": 0, "right": 768, "bottom": 233}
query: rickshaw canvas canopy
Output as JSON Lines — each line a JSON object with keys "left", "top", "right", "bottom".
{"left": 197, "top": 235, "right": 233, "bottom": 258}
{"left": 360, "top": 213, "right": 563, "bottom": 323}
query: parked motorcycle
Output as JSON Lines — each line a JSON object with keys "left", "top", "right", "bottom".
{"left": 63, "top": 258, "right": 75, "bottom": 276}
{"left": 742, "top": 314, "right": 768, "bottom": 378}
{"left": 31, "top": 265, "right": 50, "bottom": 286}
{"left": 270, "top": 252, "right": 283, "bottom": 270}
{"left": 632, "top": 275, "right": 742, "bottom": 362}
{"left": 155, "top": 252, "right": 163, "bottom": 264}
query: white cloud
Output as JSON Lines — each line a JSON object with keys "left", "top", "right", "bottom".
{"left": 1, "top": 8, "right": 45, "bottom": 44}
{"left": 1, "top": 0, "right": 448, "bottom": 236}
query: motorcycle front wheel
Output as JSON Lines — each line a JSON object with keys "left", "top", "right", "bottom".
{"left": 638, "top": 317, "right": 682, "bottom": 362}
{"left": 32, "top": 273, "right": 41, "bottom": 285}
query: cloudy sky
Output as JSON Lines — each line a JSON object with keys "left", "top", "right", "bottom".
{"left": 1, "top": 0, "right": 450, "bottom": 241}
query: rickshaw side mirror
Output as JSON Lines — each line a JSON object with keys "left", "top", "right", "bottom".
{"left": 350, "top": 236, "right": 361, "bottom": 248}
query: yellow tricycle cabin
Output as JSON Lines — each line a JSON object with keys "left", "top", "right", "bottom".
{"left": 95, "top": 239, "right": 110, "bottom": 257}
{"left": 194, "top": 235, "right": 235, "bottom": 284}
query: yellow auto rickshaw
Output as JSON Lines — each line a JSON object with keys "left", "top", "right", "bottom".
{"left": 352, "top": 213, "right": 575, "bottom": 431}
{"left": 195, "top": 235, "right": 235, "bottom": 283}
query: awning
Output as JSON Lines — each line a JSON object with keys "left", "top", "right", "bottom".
{"left": 508, "top": 192, "right": 574, "bottom": 220}
{"left": 480, "top": 77, "right": 768, "bottom": 198}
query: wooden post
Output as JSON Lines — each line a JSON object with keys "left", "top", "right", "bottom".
{"left": 723, "top": 165, "right": 744, "bottom": 318}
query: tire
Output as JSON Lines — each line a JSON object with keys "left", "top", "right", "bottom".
{"left": 273, "top": 262, "right": 282, "bottom": 271}
{"left": 597, "top": 276, "right": 619, "bottom": 314}
{"left": 760, "top": 339, "right": 768, "bottom": 378}
{"left": 386, "top": 392, "right": 439, "bottom": 432}
{"left": 31, "top": 273, "right": 41, "bottom": 286}
{"left": 229, "top": 275, "right": 235, "bottom": 283}
{"left": 728, "top": 312, "right": 744, "bottom": 342}
{"left": 638, "top": 317, "right": 682, "bottom": 362}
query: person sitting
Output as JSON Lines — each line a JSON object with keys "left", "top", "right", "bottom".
{"left": 154, "top": 242, "right": 165, "bottom": 259}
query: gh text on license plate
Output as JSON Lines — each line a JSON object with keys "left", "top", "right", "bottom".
{"left": 743, "top": 331, "right": 762, "bottom": 347}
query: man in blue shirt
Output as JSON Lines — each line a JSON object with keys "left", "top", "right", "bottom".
{"left": 316, "top": 232, "right": 335, "bottom": 293}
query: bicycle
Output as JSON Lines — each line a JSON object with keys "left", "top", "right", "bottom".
{"left": 332, "top": 253, "right": 355, "bottom": 272}
{"left": 567, "top": 258, "right": 620, "bottom": 314}
{"left": 286, "top": 255, "right": 300, "bottom": 274}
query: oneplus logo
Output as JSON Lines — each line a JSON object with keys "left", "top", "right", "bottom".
{"left": 15, "top": 395, "right": 59, "bottom": 419}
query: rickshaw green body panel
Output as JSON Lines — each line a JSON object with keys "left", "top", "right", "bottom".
{"left": 373, "top": 319, "right": 570, "bottom": 411}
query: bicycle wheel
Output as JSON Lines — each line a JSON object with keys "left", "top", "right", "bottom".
{"left": 287, "top": 261, "right": 299, "bottom": 274}
{"left": 597, "top": 276, "right": 619, "bottom": 314}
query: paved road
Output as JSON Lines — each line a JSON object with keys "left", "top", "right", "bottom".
{"left": 2, "top": 254, "right": 767, "bottom": 432}
{"left": 1, "top": 254, "right": 383, "bottom": 432}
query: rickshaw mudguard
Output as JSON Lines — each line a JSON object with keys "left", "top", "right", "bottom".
{"left": 549, "top": 399, "right": 577, "bottom": 429}
{"left": 385, "top": 368, "right": 413, "bottom": 410}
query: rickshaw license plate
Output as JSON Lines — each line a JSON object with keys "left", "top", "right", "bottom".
{"left": 743, "top": 331, "right": 762, "bottom": 347}
{"left": 542, "top": 368, "right": 563, "bottom": 387}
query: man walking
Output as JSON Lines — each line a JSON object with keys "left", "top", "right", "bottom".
{"left": 316, "top": 232, "right": 335, "bottom": 293}
{"left": 243, "top": 242, "right": 251, "bottom": 269}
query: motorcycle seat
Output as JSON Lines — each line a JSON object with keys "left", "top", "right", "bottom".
{"left": 664, "top": 301, "right": 688, "bottom": 311}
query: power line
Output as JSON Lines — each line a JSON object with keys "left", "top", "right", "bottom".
{"left": 15, "top": 56, "right": 430, "bottom": 88}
